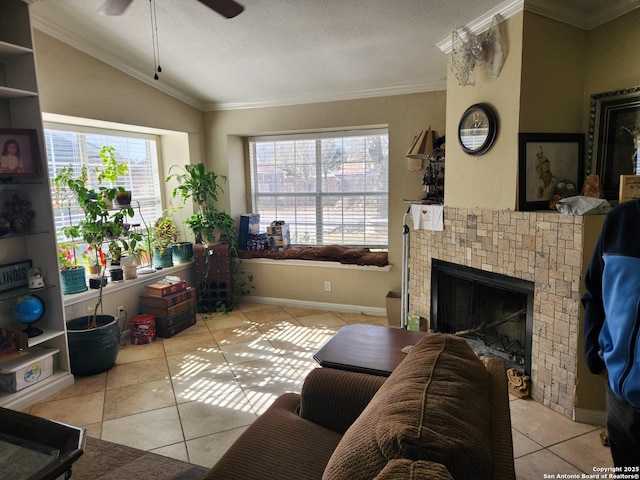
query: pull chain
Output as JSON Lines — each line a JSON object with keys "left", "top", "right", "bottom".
{"left": 149, "top": 0, "right": 161, "bottom": 80}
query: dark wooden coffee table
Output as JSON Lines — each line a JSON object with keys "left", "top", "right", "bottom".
{"left": 0, "top": 407, "right": 86, "bottom": 480}
{"left": 313, "top": 323, "right": 428, "bottom": 376}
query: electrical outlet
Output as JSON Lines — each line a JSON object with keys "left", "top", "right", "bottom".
{"left": 324, "top": 281, "right": 332, "bottom": 292}
{"left": 117, "top": 306, "right": 126, "bottom": 318}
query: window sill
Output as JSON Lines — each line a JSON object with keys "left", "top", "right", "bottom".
{"left": 62, "top": 262, "right": 195, "bottom": 307}
{"left": 238, "top": 246, "right": 389, "bottom": 269}
{"left": 240, "top": 257, "right": 391, "bottom": 271}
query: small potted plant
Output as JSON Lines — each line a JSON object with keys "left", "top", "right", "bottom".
{"left": 151, "top": 212, "right": 178, "bottom": 269}
{"left": 58, "top": 241, "right": 88, "bottom": 295}
{"left": 98, "top": 145, "right": 131, "bottom": 208}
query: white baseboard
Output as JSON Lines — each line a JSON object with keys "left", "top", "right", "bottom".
{"left": 241, "top": 296, "right": 387, "bottom": 317}
{"left": 573, "top": 407, "right": 606, "bottom": 426}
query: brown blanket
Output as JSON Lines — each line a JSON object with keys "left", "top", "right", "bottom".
{"left": 238, "top": 245, "right": 388, "bottom": 267}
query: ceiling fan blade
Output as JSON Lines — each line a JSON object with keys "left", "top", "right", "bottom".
{"left": 197, "top": 0, "right": 244, "bottom": 18}
{"left": 98, "top": 0, "right": 133, "bottom": 16}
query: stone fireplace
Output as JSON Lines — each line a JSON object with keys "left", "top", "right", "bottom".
{"left": 408, "top": 207, "right": 604, "bottom": 418}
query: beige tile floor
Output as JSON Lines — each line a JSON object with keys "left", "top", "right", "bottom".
{"left": 25, "top": 303, "right": 613, "bottom": 477}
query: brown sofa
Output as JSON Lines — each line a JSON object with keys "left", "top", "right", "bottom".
{"left": 203, "top": 333, "right": 515, "bottom": 480}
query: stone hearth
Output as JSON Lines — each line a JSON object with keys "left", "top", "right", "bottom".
{"left": 408, "top": 207, "right": 602, "bottom": 418}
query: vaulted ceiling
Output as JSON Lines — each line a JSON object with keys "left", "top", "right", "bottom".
{"left": 28, "top": 0, "right": 640, "bottom": 111}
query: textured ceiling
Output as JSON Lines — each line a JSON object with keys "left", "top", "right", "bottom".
{"left": 28, "top": 0, "right": 640, "bottom": 111}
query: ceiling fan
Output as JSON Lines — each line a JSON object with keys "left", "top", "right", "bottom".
{"left": 98, "top": 0, "right": 244, "bottom": 18}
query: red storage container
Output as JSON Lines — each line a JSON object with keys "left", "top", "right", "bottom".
{"left": 130, "top": 314, "right": 156, "bottom": 345}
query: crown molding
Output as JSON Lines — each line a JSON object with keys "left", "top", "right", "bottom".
{"left": 525, "top": 0, "right": 640, "bottom": 30}
{"left": 30, "top": 12, "right": 205, "bottom": 111}
{"left": 438, "top": 0, "right": 640, "bottom": 54}
{"left": 207, "top": 80, "right": 447, "bottom": 111}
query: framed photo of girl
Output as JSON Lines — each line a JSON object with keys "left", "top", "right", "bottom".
{"left": 0, "top": 128, "right": 40, "bottom": 179}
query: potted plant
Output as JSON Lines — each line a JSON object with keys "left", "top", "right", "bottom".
{"left": 53, "top": 146, "right": 140, "bottom": 375}
{"left": 166, "top": 163, "right": 229, "bottom": 244}
{"left": 58, "top": 241, "right": 88, "bottom": 295}
{"left": 98, "top": 145, "right": 132, "bottom": 208}
{"left": 151, "top": 212, "right": 177, "bottom": 269}
{"left": 169, "top": 206, "right": 194, "bottom": 264}
{"left": 166, "top": 163, "right": 253, "bottom": 309}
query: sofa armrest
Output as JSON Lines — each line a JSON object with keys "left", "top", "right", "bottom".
{"left": 299, "top": 367, "right": 386, "bottom": 434}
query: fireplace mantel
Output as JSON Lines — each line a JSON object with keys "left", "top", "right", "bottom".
{"left": 408, "top": 207, "right": 605, "bottom": 419}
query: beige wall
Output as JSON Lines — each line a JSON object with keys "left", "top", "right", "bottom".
{"left": 205, "top": 92, "right": 446, "bottom": 308}
{"left": 520, "top": 14, "right": 586, "bottom": 133}
{"left": 444, "top": 13, "right": 524, "bottom": 210}
{"left": 583, "top": 8, "right": 640, "bottom": 103}
{"left": 34, "top": 31, "right": 204, "bottom": 135}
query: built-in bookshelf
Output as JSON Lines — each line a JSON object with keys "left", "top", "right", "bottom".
{"left": 0, "top": 0, "right": 73, "bottom": 409}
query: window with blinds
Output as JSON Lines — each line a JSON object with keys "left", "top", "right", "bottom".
{"left": 249, "top": 129, "right": 389, "bottom": 248}
{"left": 45, "top": 125, "right": 163, "bottom": 249}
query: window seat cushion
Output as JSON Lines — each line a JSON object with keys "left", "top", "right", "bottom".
{"left": 237, "top": 245, "right": 388, "bottom": 267}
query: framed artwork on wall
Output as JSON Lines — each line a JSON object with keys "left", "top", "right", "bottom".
{"left": 619, "top": 174, "right": 640, "bottom": 203}
{"left": 0, "top": 128, "right": 40, "bottom": 179}
{"left": 587, "top": 86, "right": 640, "bottom": 201}
{"left": 518, "top": 133, "right": 585, "bottom": 211}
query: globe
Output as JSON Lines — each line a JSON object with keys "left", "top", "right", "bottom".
{"left": 12, "top": 295, "right": 45, "bottom": 337}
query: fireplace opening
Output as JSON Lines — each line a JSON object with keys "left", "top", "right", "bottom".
{"left": 430, "top": 259, "right": 533, "bottom": 375}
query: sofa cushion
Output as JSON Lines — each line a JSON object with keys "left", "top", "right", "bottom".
{"left": 373, "top": 459, "right": 454, "bottom": 480}
{"left": 322, "top": 333, "right": 493, "bottom": 480}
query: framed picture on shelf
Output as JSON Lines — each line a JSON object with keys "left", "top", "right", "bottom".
{"left": 518, "top": 133, "right": 585, "bottom": 211}
{"left": 619, "top": 174, "right": 640, "bottom": 203}
{"left": 588, "top": 86, "right": 640, "bottom": 201}
{"left": 0, "top": 128, "right": 40, "bottom": 179}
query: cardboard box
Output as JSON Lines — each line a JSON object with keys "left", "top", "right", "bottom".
{"left": 145, "top": 280, "right": 187, "bottom": 297}
{"left": 246, "top": 233, "right": 268, "bottom": 252}
{"left": 0, "top": 347, "right": 59, "bottom": 392}
{"left": 407, "top": 313, "right": 425, "bottom": 332}
{"left": 267, "top": 222, "right": 291, "bottom": 250}
{"left": 239, "top": 214, "right": 260, "bottom": 250}
{"left": 266, "top": 223, "right": 289, "bottom": 236}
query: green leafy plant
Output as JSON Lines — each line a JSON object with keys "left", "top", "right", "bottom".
{"left": 166, "top": 162, "right": 253, "bottom": 309}
{"left": 152, "top": 213, "right": 178, "bottom": 254}
{"left": 167, "top": 163, "right": 226, "bottom": 207}
{"left": 53, "top": 146, "right": 141, "bottom": 327}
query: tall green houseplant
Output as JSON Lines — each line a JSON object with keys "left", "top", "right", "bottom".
{"left": 166, "top": 163, "right": 252, "bottom": 308}
{"left": 166, "top": 163, "right": 235, "bottom": 244}
{"left": 54, "top": 146, "right": 141, "bottom": 326}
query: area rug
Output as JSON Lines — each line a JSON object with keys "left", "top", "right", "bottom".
{"left": 68, "top": 436, "right": 209, "bottom": 480}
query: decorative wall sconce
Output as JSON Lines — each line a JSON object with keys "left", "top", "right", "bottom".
{"left": 450, "top": 16, "right": 504, "bottom": 87}
{"left": 406, "top": 127, "right": 438, "bottom": 171}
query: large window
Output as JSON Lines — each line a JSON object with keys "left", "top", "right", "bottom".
{"left": 45, "top": 125, "right": 163, "bottom": 245}
{"left": 248, "top": 129, "right": 389, "bottom": 248}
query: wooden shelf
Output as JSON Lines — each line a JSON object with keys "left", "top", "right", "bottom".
{"left": 0, "top": 85, "right": 37, "bottom": 98}
{"left": 0, "top": 40, "right": 32, "bottom": 56}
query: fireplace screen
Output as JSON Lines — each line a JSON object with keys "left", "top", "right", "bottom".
{"left": 430, "top": 259, "right": 533, "bottom": 374}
